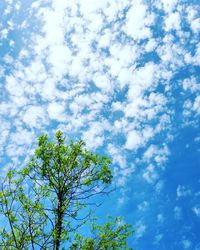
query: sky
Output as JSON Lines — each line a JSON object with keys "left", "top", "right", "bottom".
{"left": 0, "top": 0, "right": 200, "bottom": 249}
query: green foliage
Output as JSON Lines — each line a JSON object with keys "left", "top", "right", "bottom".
{"left": 70, "top": 217, "right": 134, "bottom": 250}
{"left": 0, "top": 131, "right": 133, "bottom": 249}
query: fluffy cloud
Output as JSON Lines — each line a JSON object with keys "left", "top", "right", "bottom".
{"left": 47, "top": 102, "right": 66, "bottom": 121}
{"left": 176, "top": 185, "right": 192, "bottom": 198}
{"left": 124, "top": 0, "right": 152, "bottom": 40}
{"left": 125, "top": 130, "right": 143, "bottom": 150}
{"left": 165, "top": 12, "right": 181, "bottom": 31}
{"left": 182, "top": 239, "right": 192, "bottom": 249}
{"left": 0, "top": 1, "right": 199, "bottom": 247}
{"left": 192, "top": 205, "right": 200, "bottom": 217}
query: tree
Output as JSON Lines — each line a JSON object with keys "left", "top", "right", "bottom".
{"left": 0, "top": 131, "right": 133, "bottom": 249}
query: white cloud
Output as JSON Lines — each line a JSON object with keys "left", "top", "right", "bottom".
{"left": 124, "top": 0, "right": 151, "bottom": 40}
{"left": 144, "top": 145, "right": 158, "bottom": 160}
{"left": 6, "top": 75, "right": 25, "bottom": 98}
{"left": 0, "top": 28, "right": 9, "bottom": 39}
{"left": 182, "top": 239, "right": 192, "bottom": 249}
{"left": 143, "top": 144, "right": 169, "bottom": 166}
{"left": 93, "top": 73, "right": 112, "bottom": 93}
{"left": 0, "top": 122, "right": 10, "bottom": 149}
{"left": 177, "top": 185, "right": 192, "bottom": 198}
{"left": 0, "top": 0, "right": 199, "bottom": 218}
{"left": 10, "top": 128, "right": 33, "bottom": 146}
{"left": 157, "top": 213, "right": 164, "bottom": 223}
{"left": 47, "top": 102, "right": 66, "bottom": 121}
{"left": 108, "top": 143, "right": 135, "bottom": 187}
{"left": 135, "top": 221, "right": 146, "bottom": 239}
{"left": 191, "top": 18, "right": 200, "bottom": 33}
{"left": 22, "top": 106, "right": 47, "bottom": 128}
{"left": 79, "top": 0, "right": 108, "bottom": 16}
{"left": 137, "top": 201, "right": 149, "bottom": 211}
{"left": 143, "top": 164, "right": 158, "bottom": 183}
{"left": 154, "top": 234, "right": 163, "bottom": 244}
{"left": 182, "top": 77, "right": 200, "bottom": 93}
{"left": 165, "top": 12, "right": 181, "bottom": 31}
{"left": 157, "top": 0, "right": 178, "bottom": 13}
{"left": 181, "top": 77, "right": 200, "bottom": 124}
{"left": 192, "top": 205, "right": 200, "bottom": 217}
{"left": 48, "top": 45, "right": 71, "bottom": 77}
{"left": 124, "top": 130, "right": 143, "bottom": 150}
{"left": 6, "top": 128, "right": 34, "bottom": 162}
{"left": 155, "top": 180, "right": 164, "bottom": 193}
{"left": 193, "top": 96, "right": 200, "bottom": 114}
{"left": 192, "top": 44, "right": 200, "bottom": 66}
{"left": 186, "top": 6, "right": 200, "bottom": 34}
{"left": 145, "top": 38, "right": 157, "bottom": 52}
{"left": 128, "top": 63, "right": 159, "bottom": 97}
{"left": 108, "top": 144, "right": 126, "bottom": 169}
{"left": 82, "top": 121, "right": 106, "bottom": 149}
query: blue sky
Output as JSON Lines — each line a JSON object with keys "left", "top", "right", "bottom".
{"left": 0, "top": 0, "right": 200, "bottom": 249}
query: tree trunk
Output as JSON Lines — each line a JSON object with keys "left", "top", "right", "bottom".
{"left": 55, "top": 199, "right": 64, "bottom": 250}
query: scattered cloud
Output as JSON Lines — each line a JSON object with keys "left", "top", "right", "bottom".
{"left": 182, "top": 239, "right": 192, "bottom": 249}
{"left": 174, "top": 206, "right": 182, "bottom": 220}
{"left": 177, "top": 185, "right": 192, "bottom": 198}
{"left": 192, "top": 205, "right": 200, "bottom": 217}
{"left": 0, "top": 0, "right": 199, "bottom": 248}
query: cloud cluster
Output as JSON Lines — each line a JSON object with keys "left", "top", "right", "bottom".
{"left": 0, "top": 0, "right": 200, "bottom": 247}
{"left": 1, "top": 0, "right": 199, "bottom": 188}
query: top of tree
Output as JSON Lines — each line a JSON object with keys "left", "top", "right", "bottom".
{"left": 0, "top": 131, "right": 133, "bottom": 249}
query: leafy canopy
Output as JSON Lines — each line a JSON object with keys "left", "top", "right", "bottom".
{"left": 0, "top": 131, "right": 133, "bottom": 249}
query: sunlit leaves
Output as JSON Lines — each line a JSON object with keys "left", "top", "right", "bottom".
{"left": 0, "top": 130, "right": 132, "bottom": 249}
{"left": 70, "top": 217, "right": 134, "bottom": 250}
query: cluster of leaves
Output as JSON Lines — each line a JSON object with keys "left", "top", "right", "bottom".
{"left": 71, "top": 217, "right": 133, "bottom": 250}
{"left": 0, "top": 131, "right": 133, "bottom": 249}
